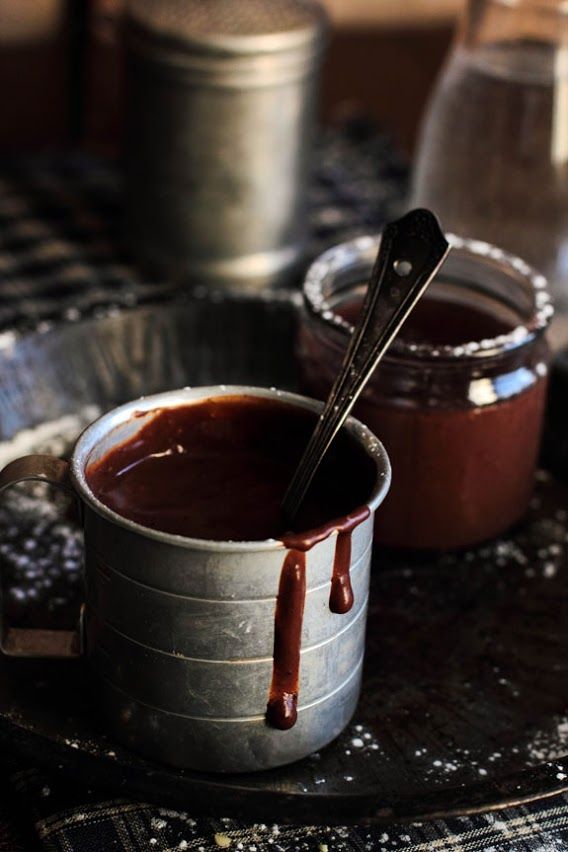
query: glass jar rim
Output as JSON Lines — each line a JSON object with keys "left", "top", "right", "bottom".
{"left": 303, "top": 233, "right": 554, "bottom": 362}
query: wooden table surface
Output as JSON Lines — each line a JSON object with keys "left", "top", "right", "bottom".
{"left": 324, "top": 0, "right": 461, "bottom": 28}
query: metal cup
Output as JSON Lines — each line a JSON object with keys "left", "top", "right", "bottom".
{"left": 0, "top": 386, "right": 391, "bottom": 772}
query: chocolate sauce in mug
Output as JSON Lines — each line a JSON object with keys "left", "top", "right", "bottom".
{"left": 86, "top": 396, "right": 377, "bottom": 731}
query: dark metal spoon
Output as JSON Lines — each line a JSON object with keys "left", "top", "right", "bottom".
{"left": 282, "top": 208, "right": 451, "bottom": 524}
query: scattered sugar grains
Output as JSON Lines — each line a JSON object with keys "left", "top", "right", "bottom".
{"left": 215, "top": 834, "right": 232, "bottom": 848}
{"left": 340, "top": 724, "right": 382, "bottom": 757}
{"left": 0, "top": 407, "right": 100, "bottom": 468}
{"left": 526, "top": 717, "right": 568, "bottom": 763}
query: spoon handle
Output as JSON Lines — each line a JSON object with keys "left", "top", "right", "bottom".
{"left": 282, "top": 208, "right": 450, "bottom": 524}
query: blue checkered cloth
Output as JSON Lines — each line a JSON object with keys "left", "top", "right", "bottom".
{"left": 0, "top": 125, "right": 406, "bottom": 332}
{"left": 5, "top": 761, "right": 568, "bottom": 852}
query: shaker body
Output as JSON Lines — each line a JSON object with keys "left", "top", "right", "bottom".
{"left": 124, "top": 1, "right": 327, "bottom": 291}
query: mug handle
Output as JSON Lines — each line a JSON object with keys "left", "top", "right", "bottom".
{"left": 0, "top": 455, "right": 83, "bottom": 658}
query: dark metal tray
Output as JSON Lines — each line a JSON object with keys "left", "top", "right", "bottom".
{"left": 0, "top": 292, "right": 566, "bottom": 824}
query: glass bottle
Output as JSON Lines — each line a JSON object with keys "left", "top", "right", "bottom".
{"left": 412, "top": 0, "right": 568, "bottom": 344}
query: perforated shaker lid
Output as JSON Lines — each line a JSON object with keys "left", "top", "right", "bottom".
{"left": 126, "top": 0, "right": 328, "bottom": 56}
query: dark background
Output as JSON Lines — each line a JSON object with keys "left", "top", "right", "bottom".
{"left": 0, "top": 0, "right": 461, "bottom": 158}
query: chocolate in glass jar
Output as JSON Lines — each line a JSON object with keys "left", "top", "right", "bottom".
{"left": 299, "top": 234, "right": 553, "bottom": 550}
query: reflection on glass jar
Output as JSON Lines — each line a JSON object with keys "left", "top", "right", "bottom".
{"left": 299, "top": 235, "right": 554, "bottom": 551}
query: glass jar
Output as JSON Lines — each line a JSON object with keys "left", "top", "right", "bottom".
{"left": 411, "top": 0, "right": 568, "bottom": 344}
{"left": 299, "top": 234, "right": 553, "bottom": 550}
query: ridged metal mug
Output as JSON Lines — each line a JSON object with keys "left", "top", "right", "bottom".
{"left": 0, "top": 386, "right": 391, "bottom": 773}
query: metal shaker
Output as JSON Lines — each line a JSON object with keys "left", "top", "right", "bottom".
{"left": 124, "top": 0, "right": 328, "bottom": 291}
